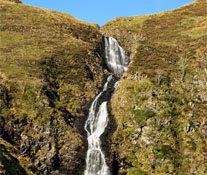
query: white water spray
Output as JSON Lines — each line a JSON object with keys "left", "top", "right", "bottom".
{"left": 104, "top": 36, "right": 128, "bottom": 74}
{"left": 84, "top": 36, "right": 129, "bottom": 175}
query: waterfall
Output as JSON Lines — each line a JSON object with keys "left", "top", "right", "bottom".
{"left": 84, "top": 76, "right": 112, "bottom": 175}
{"left": 84, "top": 36, "right": 129, "bottom": 175}
{"left": 104, "top": 36, "right": 129, "bottom": 74}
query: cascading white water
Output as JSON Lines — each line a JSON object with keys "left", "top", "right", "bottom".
{"left": 84, "top": 36, "right": 129, "bottom": 175}
{"left": 84, "top": 75, "right": 112, "bottom": 175}
{"left": 104, "top": 36, "right": 129, "bottom": 74}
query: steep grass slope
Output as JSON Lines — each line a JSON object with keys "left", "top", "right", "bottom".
{"left": 0, "top": 0, "right": 105, "bottom": 174}
{"left": 102, "top": 0, "right": 207, "bottom": 174}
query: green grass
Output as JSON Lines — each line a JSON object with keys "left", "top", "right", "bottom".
{"left": 0, "top": 0, "right": 104, "bottom": 117}
{"left": 102, "top": 0, "right": 207, "bottom": 76}
{"left": 0, "top": 0, "right": 102, "bottom": 84}
{"left": 104, "top": 0, "right": 207, "bottom": 174}
{"left": 1, "top": 0, "right": 207, "bottom": 174}
{"left": 0, "top": 1, "right": 104, "bottom": 174}
{"left": 133, "top": 109, "right": 155, "bottom": 125}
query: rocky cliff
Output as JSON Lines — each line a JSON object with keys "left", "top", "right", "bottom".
{"left": 0, "top": 0, "right": 207, "bottom": 175}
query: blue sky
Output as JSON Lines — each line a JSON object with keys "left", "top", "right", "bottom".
{"left": 21, "top": 0, "right": 195, "bottom": 26}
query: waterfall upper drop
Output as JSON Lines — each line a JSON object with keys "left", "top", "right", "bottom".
{"left": 104, "top": 36, "right": 129, "bottom": 74}
{"left": 84, "top": 36, "right": 129, "bottom": 175}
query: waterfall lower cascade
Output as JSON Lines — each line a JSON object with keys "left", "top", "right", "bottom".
{"left": 84, "top": 36, "right": 129, "bottom": 175}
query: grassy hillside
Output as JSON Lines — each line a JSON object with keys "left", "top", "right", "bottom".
{"left": 1, "top": 0, "right": 206, "bottom": 174}
{"left": 102, "top": 0, "right": 207, "bottom": 174}
{"left": 0, "top": 0, "right": 105, "bottom": 174}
